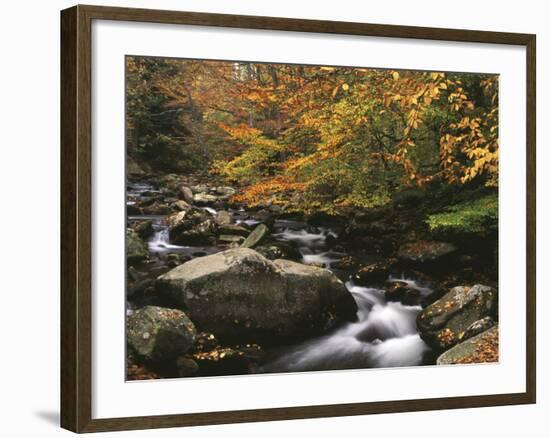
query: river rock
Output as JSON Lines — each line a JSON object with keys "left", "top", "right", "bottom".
{"left": 214, "top": 186, "right": 236, "bottom": 197}
{"left": 127, "top": 204, "right": 142, "bottom": 215}
{"left": 417, "top": 284, "right": 498, "bottom": 350}
{"left": 461, "top": 316, "right": 496, "bottom": 342}
{"left": 352, "top": 259, "right": 395, "bottom": 285}
{"left": 142, "top": 202, "right": 172, "bottom": 215}
{"left": 385, "top": 281, "right": 421, "bottom": 306}
{"left": 218, "top": 235, "right": 245, "bottom": 244}
{"left": 172, "top": 200, "right": 192, "bottom": 211}
{"left": 249, "top": 209, "right": 273, "bottom": 225}
{"left": 398, "top": 240, "right": 457, "bottom": 263}
{"left": 126, "top": 306, "right": 197, "bottom": 362}
{"left": 218, "top": 223, "right": 249, "bottom": 237}
{"left": 193, "top": 193, "right": 219, "bottom": 205}
{"left": 176, "top": 356, "right": 200, "bottom": 377}
{"left": 132, "top": 219, "right": 154, "bottom": 239}
{"left": 175, "top": 219, "right": 217, "bottom": 246}
{"left": 436, "top": 325, "right": 499, "bottom": 365}
{"left": 155, "top": 248, "right": 357, "bottom": 343}
{"left": 241, "top": 224, "right": 269, "bottom": 248}
{"left": 215, "top": 210, "right": 232, "bottom": 226}
{"left": 191, "top": 184, "right": 209, "bottom": 194}
{"left": 127, "top": 229, "right": 148, "bottom": 264}
{"left": 167, "top": 208, "right": 216, "bottom": 245}
{"left": 177, "top": 184, "right": 195, "bottom": 204}
{"left": 255, "top": 242, "right": 302, "bottom": 261}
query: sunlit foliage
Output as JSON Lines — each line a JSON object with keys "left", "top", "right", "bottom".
{"left": 126, "top": 57, "right": 498, "bottom": 213}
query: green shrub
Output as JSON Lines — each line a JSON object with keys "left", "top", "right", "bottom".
{"left": 426, "top": 194, "right": 498, "bottom": 234}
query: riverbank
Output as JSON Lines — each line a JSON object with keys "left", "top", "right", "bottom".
{"left": 126, "top": 172, "right": 499, "bottom": 380}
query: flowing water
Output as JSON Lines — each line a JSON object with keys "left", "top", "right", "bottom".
{"left": 262, "top": 281, "right": 431, "bottom": 372}
{"left": 127, "top": 180, "right": 434, "bottom": 371}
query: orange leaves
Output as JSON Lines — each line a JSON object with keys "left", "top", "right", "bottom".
{"left": 232, "top": 176, "right": 306, "bottom": 207}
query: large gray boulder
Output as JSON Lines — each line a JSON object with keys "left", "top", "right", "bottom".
{"left": 417, "top": 284, "right": 498, "bottom": 350}
{"left": 437, "top": 325, "right": 499, "bottom": 365}
{"left": 155, "top": 248, "right": 357, "bottom": 343}
{"left": 126, "top": 306, "right": 197, "bottom": 362}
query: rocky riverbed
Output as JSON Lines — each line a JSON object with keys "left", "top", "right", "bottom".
{"left": 126, "top": 173, "right": 499, "bottom": 380}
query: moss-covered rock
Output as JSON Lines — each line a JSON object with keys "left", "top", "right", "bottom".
{"left": 126, "top": 306, "right": 197, "bottom": 362}
{"left": 417, "top": 284, "right": 497, "bottom": 351}
{"left": 127, "top": 229, "right": 149, "bottom": 264}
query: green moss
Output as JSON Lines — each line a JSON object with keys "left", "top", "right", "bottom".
{"left": 426, "top": 194, "right": 498, "bottom": 234}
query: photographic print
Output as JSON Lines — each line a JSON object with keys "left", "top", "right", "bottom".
{"left": 125, "top": 56, "right": 499, "bottom": 380}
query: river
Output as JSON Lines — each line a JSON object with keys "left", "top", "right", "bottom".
{"left": 127, "top": 180, "right": 435, "bottom": 374}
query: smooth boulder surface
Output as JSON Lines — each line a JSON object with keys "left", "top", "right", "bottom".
{"left": 127, "top": 306, "right": 197, "bottom": 362}
{"left": 417, "top": 284, "right": 497, "bottom": 350}
{"left": 176, "top": 184, "right": 194, "bottom": 204}
{"left": 240, "top": 224, "right": 269, "bottom": 249}
{"left": 155, "top": 248, "right": 357, "bottom": 343}
{"left": 437, "top": 325, "right": 498, "bottom": 365}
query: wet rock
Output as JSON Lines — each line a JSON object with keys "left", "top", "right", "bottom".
{"left": 126, "top": 306, "right": 197, "bottom": 362}
{"left": 437, "top": 325, "right": 499, "bottom": 365}
{"left": 215, "top": 210, "right": 232, "bottom": 226}
{"left": 177, "top": 184, "right": 194, "bottom": 204}
{"left": 127, "top": 204, "right": 142, "bottom": 215}
{"left": 352, "top": 259, "right": 396, "bottom": 285}
{"left": 249, "top": 209, "right": 273, "bottom": 225}
{"left": 127, "top": 229, "right": 149, "bottom": 264}
{"left": 176, "top": 356, "right": 199, "bottom": 377}
{"left": 218, "top": 224, "right": 249, "bottom": 237}
{"left": 461, "top": 316, "right": 495, "bottom": 342}
{"left": 385, "top": 281, "right": 421, "bottom": 306}
{"left": 127, "top": 278, "right": 154, "bottom": 298}
{"left": 127, "top": 266, "right": 143, "bottom": 282}
{"left": 193, "top": 345, "right": 264, "bottom": 376}
{"left": 132, "top": 219, "right": 154, "bottom": 239}
{"left": 142, "top": 202, "right": 172, "bottom": 215}
{"left": 155, "top": 248, "right": 357, "bottom": 343}
{"left": 174, "top": 222, "right": 217, "bottom": 246}
{"left": 167, "top": 208, "right": 217, "bottom": 246}
{"left": 241, "top": 224, "right": 269, "bottom": 249}
{"left": 172, "top": 200, "right": 192, "bottom": 211}
{"left": 218, "top": 235, "right": 245, "bottom": 244}
{"left": 398, "top": 240, "right": 457, "bottom": 263}
{"left": 417, "top": 284, "right": 498, "bottom": 350}
{"left": 255, "top": 242, "right": 302, "bottom": 261}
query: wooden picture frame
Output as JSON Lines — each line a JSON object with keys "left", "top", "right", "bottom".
{"left": 61, "top": 4, "right": 536, "bottom": 433}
